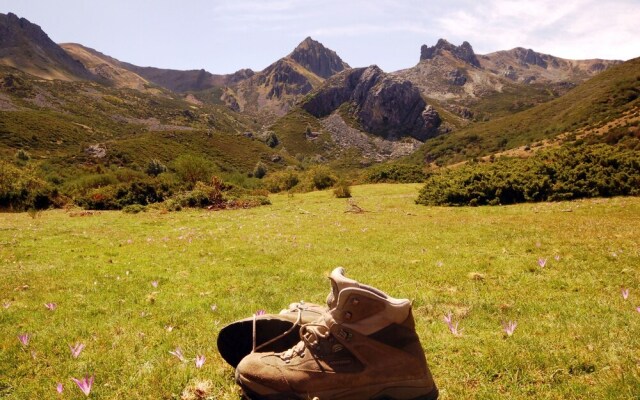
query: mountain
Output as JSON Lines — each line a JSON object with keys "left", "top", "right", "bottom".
{"left": 60, "top": 42, "right": 254, "bottom": 93}
{"left": 395, "top": 39, "right": 621, "bottom": 121}
{"left": 410, "top": 56, "right": 640, "bottom": 166}
{"left": 222, "top": 37, "right": 350, "bottom": 116}
{"left": 0, "top": 12, "right": 95, "bottom": 81}
{"left": 60, "top": 43, "right": 151, "bottom": 91}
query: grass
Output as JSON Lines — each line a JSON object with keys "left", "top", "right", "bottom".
{"left": 1, "top": 184, "right": 639, "bottom": 399}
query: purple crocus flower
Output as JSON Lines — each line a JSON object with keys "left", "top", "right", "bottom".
{"left": 538, "top": 258, "right": 547, "bottom": 268}
{"left": 70, "top": 342, "right": 85, "bottom": 358}
{"left": 195, "top": 354, "right": 206, "bottom": 368}
{"left": 56, "top": 382, "right": 64, "bottom": 394}
{"left": 443, "top": 311, "right": 453, "bottom": 326}
{"left": 18, "top": 333, "right": 30, "bottom": 347}
{"left": 554, "top": 255, "right": 561, "bottom": 261}
{"left": 637, "top": 306, "right": 640, "bottom": 313}
{"left": 71, "top": 375, "right": 93, "bottom": 397}
{"left": 169, "top": 347, "right": 185, "bottom": 362}
{"left": 44, "top": 302, "right": 57, "bottom": 311}
{"left": 448, "top": 321, "right": 462, "bottom": 336}
{"left": 622, "top": 288, "right": 629, "bottom": 300}
{"left": 503, "top": 321, "right": 518, "bottom": 337}
{"left": 151, "top": 281, "right": 159, "bottom": 288}
{"left": 255, "top": 309, "right": 266, "bottom": 316}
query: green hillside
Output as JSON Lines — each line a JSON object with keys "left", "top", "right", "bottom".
{"left": 413, "top": 57, "right": 640, "bottom": 165}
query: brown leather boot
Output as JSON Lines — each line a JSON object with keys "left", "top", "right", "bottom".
{"left": 217, "top": 301, "right": 326, "bottom": 368}
{"left": 235, "top": 268, "right": 438, "bottom": 400}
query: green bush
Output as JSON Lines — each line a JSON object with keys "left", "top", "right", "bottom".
{"left": 416, "top": 144, "right": 640, "bottom": 206}
{"left": 0, "top": 161, "right": 57, "bottom": 211}
{"left": 263, "top": 169, "right": 300, "bottom": 193}
{"left": 145, "top": 159, "right": 167, "bottom": 177}
{"left": 302, "top": 166, "right": 337, "bottom": 191}
{"left": 171, "top": 154, "right": 215, "bottom": 187}
{"left": 253, "top": 162, "right": 268, "bottom": 179}
{"left": 364, "top": 164, "right": 428, "bottom": 183}
{"left": 333, "top": 181, "right": 352, "bottom": 198}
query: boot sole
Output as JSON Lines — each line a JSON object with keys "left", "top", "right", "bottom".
{"left": 237, "top": 373, "right": 438, "bottom": 400}
{"left": 217, "top": 319, "right": 300, "bottom": 368}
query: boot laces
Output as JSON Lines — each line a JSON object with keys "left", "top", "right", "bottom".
{"left": 251, "top": 303, "right": 306, "bottom": 353}
{"left": 280, "top": 322, "right": 330, "bottom": 363}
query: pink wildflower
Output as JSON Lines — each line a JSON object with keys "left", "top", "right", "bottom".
{"left": 195, "top": 354, "right": 206, "bottom": 368}
{"left": 71, "top": 375, "right": 93, "bottom": 397}
{"left": 69, "top": 342, "right": 85, "bottom": 358}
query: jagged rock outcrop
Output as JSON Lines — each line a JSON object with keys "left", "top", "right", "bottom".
{"left": 0, "top": 13, "right": 95, "bottom": 81}
{"left": 421, "top": 39, "right": 480, "bottom": 68}
{"left": 288, "top": 37, "right": 350, "bottom": 79}
{"left": 303, "top": 66, "right": 440, "bottom": 141}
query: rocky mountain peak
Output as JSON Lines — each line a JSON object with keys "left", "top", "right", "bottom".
{"left": 288, "top": 36, "right": 350, "bottom": 79}
{"left": 420, "top": 38, "right": 480, "bottom": 68}
{"left": 0, "top": 12, "right": 94, "bottom": 81}
{"left": 510, "top": 47, "right": 554, "bottom": 68}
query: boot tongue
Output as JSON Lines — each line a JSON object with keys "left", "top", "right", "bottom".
{"left": 326, "top": 267, "right": 360, "bottom": 309}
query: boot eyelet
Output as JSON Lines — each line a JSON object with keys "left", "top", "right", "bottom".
{"left": 344, "top": 311, "right": 352, "bottom": 320}
{"left": 351, "top": 298, "right": 359, "bottom": 306}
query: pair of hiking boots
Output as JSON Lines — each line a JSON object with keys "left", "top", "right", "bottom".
{"left": 217, "top": 268, "right": 438, "bottom": 400}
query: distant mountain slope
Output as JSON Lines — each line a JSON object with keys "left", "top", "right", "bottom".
{"left": 395, "top": 39, "right": 621, "bottom": 121}
{"left": 412, "top": 57, "right": 640, "bottom": 165}
{"left": 0, "top": 12, "right": 95, "bottom": 81}
{"left": 480, "top": 47, "right": 621, "bottom": 85}
{"left": 60, "top": 43, "right": 151, "bottom": 91}
{"left": 223, "top": 37, "right": 350, "bottom": 116}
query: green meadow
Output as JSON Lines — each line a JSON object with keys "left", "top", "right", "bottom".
{"left": 1, "top": 184, "right": 639, "bottom": 399}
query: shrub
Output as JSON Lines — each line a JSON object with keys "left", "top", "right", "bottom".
{"left": 265, "top": 132, "right": 279, "bottom": 148}
{"left": 311, "top": 166, "right": 337, "bottom": 190}
{"left": 253, "top": 162, "right": 268, "bottom": 179}
{"left": 416, "top": 144, "right": 640, "bottom": 206}
{"left": 146, "top": 159, "right": 167, "bottom": 177}
{"left": 263, "top": 170, "right": 300, "bottom": 193}
{"left": 0, "top": 161, "right": 56, "bottom": 211}
{"left": 172, "top": 154, "right": 215, "bottom": 187}
{"left": 333, "top": 181, "right": 352, "bottom": 198}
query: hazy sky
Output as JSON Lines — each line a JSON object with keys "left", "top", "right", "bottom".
{"left": 4, "top": 0, "right": 639, "bottom": 74}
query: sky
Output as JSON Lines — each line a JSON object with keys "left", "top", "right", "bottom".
{"left": 4, "top": 0, "right": 640, "bottom": 74}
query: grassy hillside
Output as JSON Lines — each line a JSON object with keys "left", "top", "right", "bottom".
{"left": 0, "top": 67, "right": 283, "bottom": 175}
{"left": 414, "top": 57, "right": 640, "bottom": 165}
{"left": 0, "top": 185, "right": 639, "bottom": 399}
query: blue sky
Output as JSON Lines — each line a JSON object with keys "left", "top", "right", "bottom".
{"left": 4, "top": 0, "right": 640, "bottom": 74}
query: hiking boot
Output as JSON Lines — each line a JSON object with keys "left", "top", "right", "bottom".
{"left": 217, "top": 301, "right": 326, "bottom": 368}
{"left": 235, "top": 268, "right": 438, "bottom": 400}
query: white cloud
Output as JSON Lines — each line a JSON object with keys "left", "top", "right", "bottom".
{"left": 434, "top": 0, "right": 640, "bottom": 59}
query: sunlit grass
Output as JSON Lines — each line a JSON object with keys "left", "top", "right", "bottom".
{"left": 1, "top": 184, "right": 639, "bottom": 399}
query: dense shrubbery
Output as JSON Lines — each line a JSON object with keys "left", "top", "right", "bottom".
{"left": 416, "top": 144, "right": 640, "bottom": 206}
{"left": 364, "top": 164, "right": 429, "bottom": 183}
{"left": 0, "top": 160, "right": 60, "bottom": 211}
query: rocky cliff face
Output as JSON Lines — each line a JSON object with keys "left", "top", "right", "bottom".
{"left": 288, "top": 37, "right": 350, "bottom": 79}
{"left": 303, "top": 66, "right": 440, "bottom": 141}
{"left": 421, "top": 39, "right": 480, "bottom": 68}
{"left": 0, "top": 13, "right": 95, "bottom": 81}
